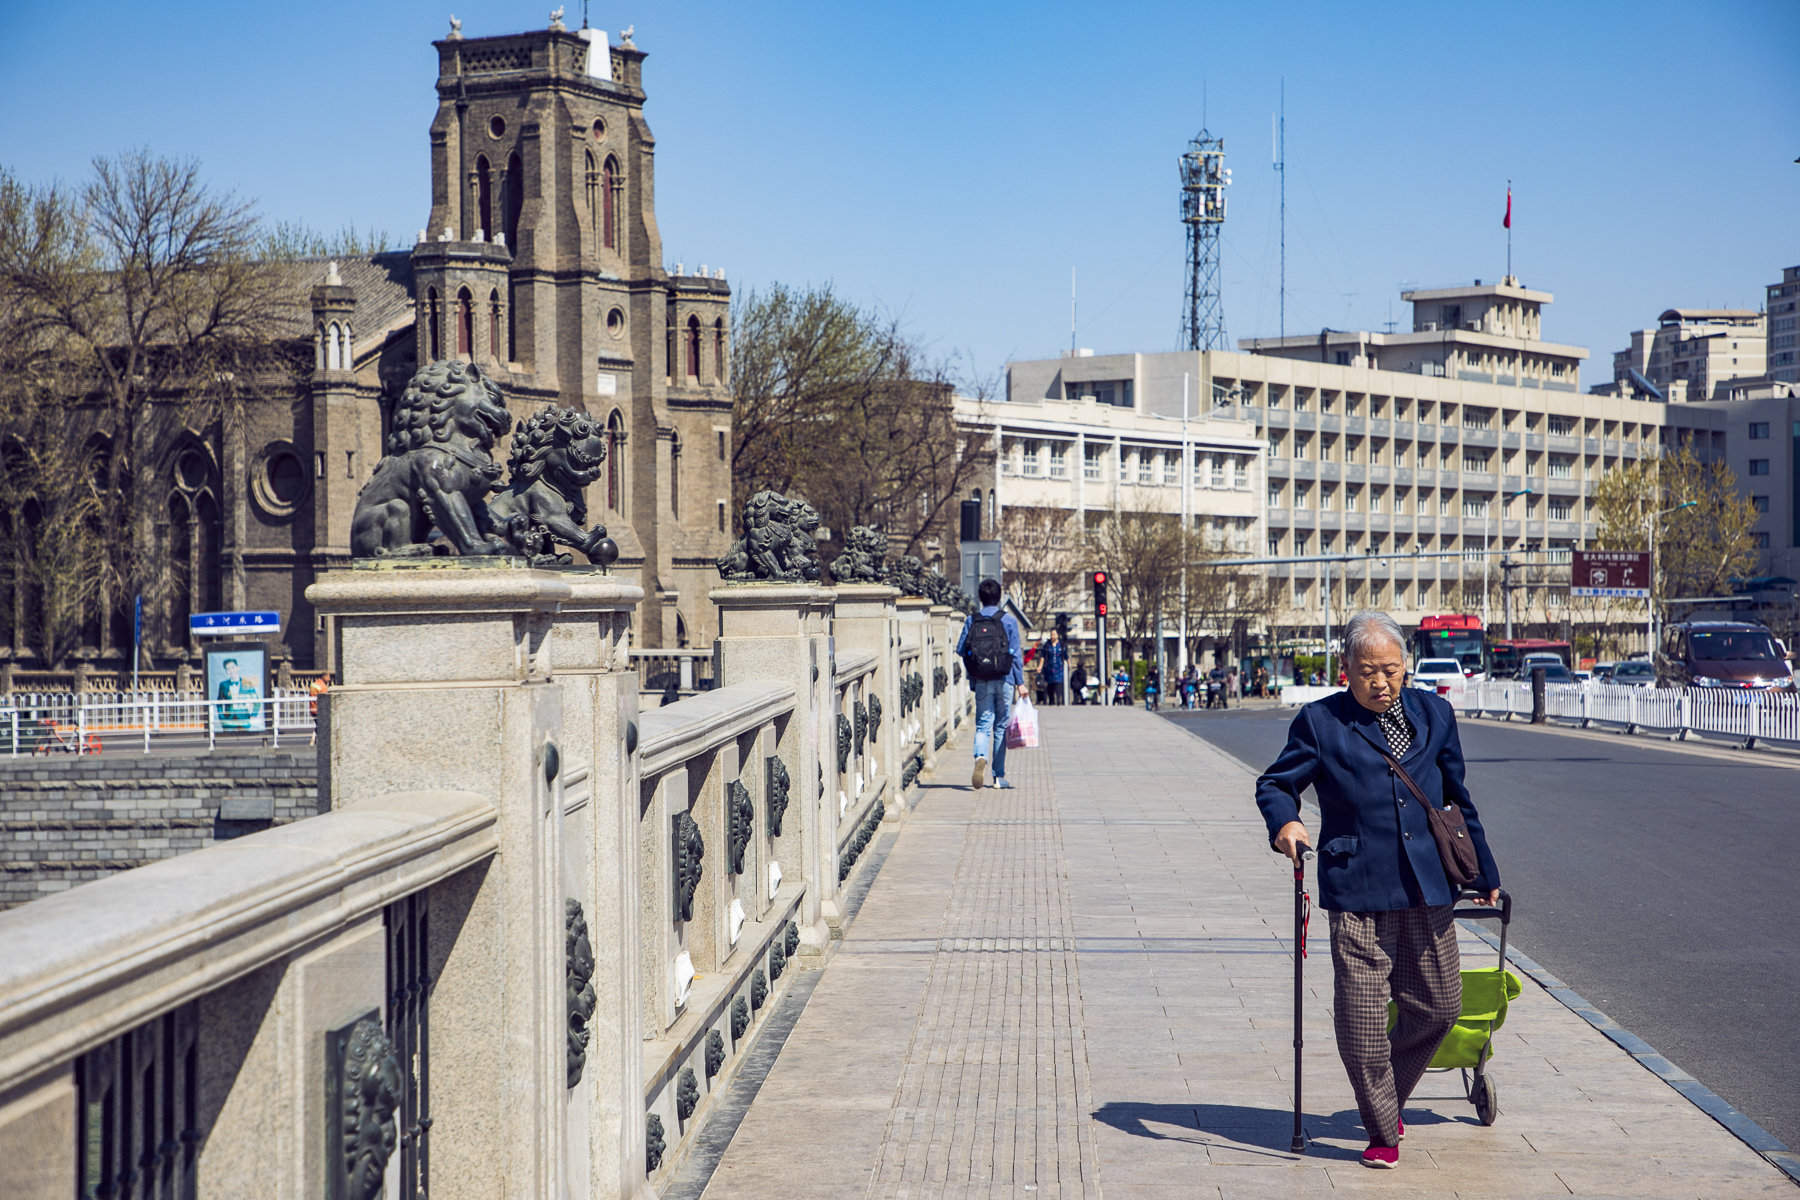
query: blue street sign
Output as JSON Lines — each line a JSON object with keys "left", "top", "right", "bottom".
{"left": 190, "top": 611, "right": 282, "bottom": 635}
{"left": 133, "top": 595, "right": 143, "bottom": 647}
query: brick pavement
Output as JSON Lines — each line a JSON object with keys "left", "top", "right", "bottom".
{"left": 699, "top": 707, "right": 1793, "bottom": 1199}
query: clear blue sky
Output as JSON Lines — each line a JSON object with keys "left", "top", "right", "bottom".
{"left": 3, "top": 1, "right": 1796, "bottom": 389}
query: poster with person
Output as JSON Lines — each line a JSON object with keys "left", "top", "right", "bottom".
{"left": 205, "top": 644, "right": 268, "bottom": 732}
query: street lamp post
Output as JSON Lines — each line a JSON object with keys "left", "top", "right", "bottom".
{"left": 1499, "top": 487, "right": 1533, "bottom": 640}
{"left": 1647, "top": 500, "right": 1698, "bottom": 657}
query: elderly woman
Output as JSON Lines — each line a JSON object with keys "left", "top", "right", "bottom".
{"left": 1256, "top": 610, "right": 1502, "bottom": 1169}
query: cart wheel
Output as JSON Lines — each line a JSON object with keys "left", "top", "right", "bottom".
{"left": 1474, "top": 1074, "right": 1499, "bottom": 1126}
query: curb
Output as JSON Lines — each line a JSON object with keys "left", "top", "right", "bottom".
{"left": 1461, "top": 921, "right": 1800, "bottom": 1187}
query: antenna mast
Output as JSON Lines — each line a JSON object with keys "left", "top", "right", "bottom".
{"left": 1179, "top": 128, "right": 1231, "bottom": 351}
{"left": 1276, "top": 80, "right": 1286, "bottom": 341}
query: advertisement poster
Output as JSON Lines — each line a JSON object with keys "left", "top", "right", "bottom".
{"left": 205, "top": 643, "right": 268, "bottom": 732}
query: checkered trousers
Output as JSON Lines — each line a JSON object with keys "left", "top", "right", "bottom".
{"left": 1328, "top": 904, "right": 1462, "bottom": 1147}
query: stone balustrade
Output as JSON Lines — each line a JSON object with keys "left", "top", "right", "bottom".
{"left": 0, "top": 564, "right": 948, "bottom": 1199}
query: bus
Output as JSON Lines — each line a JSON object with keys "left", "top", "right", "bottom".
{"left": 1488, "top": 639, "right": 1573, "bottom": 679}
{"left": 1410, "top": 614, "right": 1487, "bottom": 678}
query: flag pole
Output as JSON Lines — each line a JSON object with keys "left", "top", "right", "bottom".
{"left": 1506, "top": 179, "right": 1512, "bottom": 279}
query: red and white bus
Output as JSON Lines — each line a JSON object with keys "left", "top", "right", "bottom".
{"left": 1409, "top": 614, "right": 1487, "bottom": 678}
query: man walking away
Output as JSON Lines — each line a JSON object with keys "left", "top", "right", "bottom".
{"left": 1143, "top": 664, "right": 1161, "bottom": 711}
{"left": 1037, "top": 630, "right": 1068, "bottom": 705}
{"left": 1070, "top": 660, "right": 1088, "bottom": 706}
{"left": 958, "top": 579, "right": 1024, "bottom": 790}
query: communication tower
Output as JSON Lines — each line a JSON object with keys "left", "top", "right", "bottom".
{"left": 1179, "top": 130, "right": 1231, "bottom": 351}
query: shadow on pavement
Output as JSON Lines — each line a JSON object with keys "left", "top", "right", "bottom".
{"left": 1091, "top": 1101, "right": 1384, "bottom": 1160}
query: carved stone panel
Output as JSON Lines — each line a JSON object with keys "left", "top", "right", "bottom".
{"left": 673, "top": 810, "right": 704, "bottom": 923}
{"left": 676, "top": 1067, "right": 699, "bottom": 1122}
{"left": 750, "top": 969, "right": 768, "bottom": 1011}
{"left": 727, "top": 779, "right": 754, "bottom": 875}
{"left": 705, "top": 1029, "right": 726, "bottom": 1079}
{"left": 567, "top": 899, "right": 597, "bottom": 1088}
{"left": 326, "top": 1012, "right": 401, "bottom": 1200}
{"left": 646, "top": 1113, "right": 666, "bottom": 1173}
{"left": 836, "top": 713, "right": 852, "bottom": 774}
{"left": 868, "top": 694, "right": 882, "bottom": 742}
{"left": 766, "top": 756, "right": 790, "bottom": 838}
{"left": 731, "top": 996, "right": 750, "bottom": 1040}
{"left": 853, "top": 700, "right": 867, "bottom": 756}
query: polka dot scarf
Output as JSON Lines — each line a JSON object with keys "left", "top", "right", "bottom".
{"left": 1377, "top": 702, "right": 1414, "bottom": 758}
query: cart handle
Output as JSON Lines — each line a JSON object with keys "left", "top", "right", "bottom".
{"left": 1452, "top": 886, "right": 1511, "bottom": 927}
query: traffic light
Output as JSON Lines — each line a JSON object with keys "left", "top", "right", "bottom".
{"left": 1092, "top": 570, "right": 1108, "bottom": 617}
{"left": 1054, "top": 611, "right": 1071, "bottom": 637}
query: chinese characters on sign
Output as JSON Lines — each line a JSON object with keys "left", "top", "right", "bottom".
{"left": 1569, "top": 550, "right": 1650, "bottom": 599}
{"left": 189, "top": 611, "right": 281, "bottom": 635}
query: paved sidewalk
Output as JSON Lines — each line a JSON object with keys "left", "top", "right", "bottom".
{"left": 699, "top": 708, "right": 1793, "bottom": 1198}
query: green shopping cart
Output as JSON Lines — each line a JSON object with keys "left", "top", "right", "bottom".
{"left": 1388, "top": 887, "right": 1520, "bottom": 1126}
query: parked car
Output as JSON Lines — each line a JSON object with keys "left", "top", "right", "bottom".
{"left": 1657, "top": 621, "right": 1797, "bottom": 690}
{"left": 1607, "top": 660, "right": 1656, "bottom": 688}
{"left": 1592, "top": 661, "right": 1617, "bottom": 682}
{"left": 1411, "top": 657, "right": 1468, "bottom": 701}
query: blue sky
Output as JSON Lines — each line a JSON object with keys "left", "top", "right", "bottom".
{"left": 2, "top": 1, "right": 1796, "bottom": 389}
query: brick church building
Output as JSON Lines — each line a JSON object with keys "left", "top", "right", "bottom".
{"left": 56, "top": 19, "right": 734, "bottom": 676}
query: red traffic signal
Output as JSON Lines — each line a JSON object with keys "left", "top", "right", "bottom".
{"left": 1097, "top": 601, "right": 1108, "bottom": 616}
{"left": 1092, "top": 569, "right": 1108, "bottom": 617}
{"left": 1093, "top": 571, "right": 1107, "bottom": 584}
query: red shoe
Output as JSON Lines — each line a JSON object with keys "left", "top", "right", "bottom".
{"left": 1362, "top": 1145, "right": 1399, "bottom": 1169}
{"left": 1398, "top": 1117, "right": 1405, "bottom": 1140}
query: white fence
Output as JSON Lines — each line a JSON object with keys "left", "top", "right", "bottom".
{"left": 0, "top": 694, "right": 315, "bottom": 756}
{"left": 1457, "top": 680, "right": 1800, "bottom": 748}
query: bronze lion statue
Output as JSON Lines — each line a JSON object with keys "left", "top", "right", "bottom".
{"left": 829, "top": 524, "right": 888, "bottom": 584}
{"left": 350, "top": 359, "right": 518, "bottom": 557}
{"left": 487, "top": 405, "right": 616, "bottom": 566}
{"left": 717, "top": 490, "right": 823, "bottom": 582}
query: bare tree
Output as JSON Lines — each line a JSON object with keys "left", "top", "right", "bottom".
{"left": 997, "top": 505, "right": 1079, "bottom": 626}
{"left": 730, "top": 283, "right": 992, "bottom": 566}
{"left": 1086, "top": 508, "right": 1184, "bottom": 662}
{"left": 0, "top": 153, "right": 304, "bottom": 633}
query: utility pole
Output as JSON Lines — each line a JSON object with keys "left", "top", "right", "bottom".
{"left": 1180, "top": 131, "right": 1231, "bottom": 350}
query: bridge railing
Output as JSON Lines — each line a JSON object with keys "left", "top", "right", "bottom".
{"left": 0, "top": 568, "right": 942, "bottom": 1200}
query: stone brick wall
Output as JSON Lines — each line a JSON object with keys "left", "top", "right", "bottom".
{"left": 0, "top": 750, "right": 319, "bottom": 910}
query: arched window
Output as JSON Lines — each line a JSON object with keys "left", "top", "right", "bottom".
{"left": 606, "top": 410, "right": 625, "bottom": 512}
{"left": 168, "top": 493, "right": 192, "bottom": 639}
{"left": 665, "top": 303, "right": 676, "bottom": 383}
{"left": 426, "top": 289, "right": 440, "bottom": 360}
{"left": 713, "top": 318, "right": 727, "bottom": 385}
{"left": 456, "top": 288, "right": 473, "bottom": 357}
{"left": 584, "top": 151, "right": 598, "bottom": 252}
{"left": 685, "top": 314, "right": 701, "bottom": 379}
{"left": 475, "top": 155, "right": 493, "bottom": 240}
{"left": 315, "top": 323, "right": 326, "bottom": 371}
{"left": 327, "top": 322, "right": 343, "bottom": 371}
{"left": 602, "top": 155, "right": 618, "bottom": 250}
{"left": 986, "top": 489, "right": 996, "bottom": 535}
{"left": 505, "top": 151, "right": 524, "bottom": 246}
{"left": 489, "top": 290, "right": 502, "bottom": 362}
{"left": 670, "top": 432, "right": 681, "bottom": 520}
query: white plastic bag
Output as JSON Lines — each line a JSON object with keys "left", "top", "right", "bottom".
{"left": 1005, "top": 697, "right": 1039, "bottom": 749}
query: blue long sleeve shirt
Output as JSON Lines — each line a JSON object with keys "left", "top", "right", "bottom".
{"left": 956, "top": 606, "right": 1024, "bottom": 687}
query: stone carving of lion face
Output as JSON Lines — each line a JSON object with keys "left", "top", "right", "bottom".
{"left": 389, "top": 358, "right": 511, "bottom": 455}
{"left": 487, "top": 405, "right": 615, "bottom": 565}
{"left": 340, "top": 1019, "right": 402, "bottom": 1200}
{"left": 567, "top": 898, "right": 598, "bottom": 1088}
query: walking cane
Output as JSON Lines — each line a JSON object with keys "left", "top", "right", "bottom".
{"left": 1290, "top": 840, "right": 1315, "bottom": 1154}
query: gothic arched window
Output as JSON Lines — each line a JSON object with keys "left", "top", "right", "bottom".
{"left": 427, "top": 288, "right": 441, "bottom": 360}
{"left": 475, "top": 155, "right": 493, "bottom": 240}
{"left": 606, "top": 410, "right": 625, "bottom": 512}
{"left": 685, "top": 314, "right": 701, "bottom": 379}
{"left": 670, "top": 432, "right": 682, "bottom": 521}
{"left": 456, "top": 288, "right": 473, "bottom": 357}
{"left": 713, "top": 319, "right": 727, "bottom": 385}
{"left": 584, "top": 151, "right": 598, "bottom": 253}
{"left": 665, "top": 303, "right": 676, "bottom": 383}
{"left": 602, "top": 155, "right": 618, "bottom": 250}
{"left": 505, "top": 151, "right": 524, "bottom": 246}
{"left": 489, "top": 290, "right": 502, "bottom": 362}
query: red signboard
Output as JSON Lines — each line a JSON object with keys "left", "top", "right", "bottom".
{"left": 1570, "top": 550, "right": 1650, "bottom": 599}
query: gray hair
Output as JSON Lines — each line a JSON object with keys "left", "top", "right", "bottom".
{"left": 1343, "top": 610, "right": 1406, "bottom": 664}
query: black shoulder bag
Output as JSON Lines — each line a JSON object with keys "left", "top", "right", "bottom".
{"left": 1376, "top": 745, "right": 1482, "bottom": 887}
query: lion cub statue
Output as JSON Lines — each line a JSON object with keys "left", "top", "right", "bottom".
{"left": 350, "top": 359, "right": 518, "bottom": 557}
{"left": 486, "top": 406, "right": 617, "bottom": 566}
{"left": 716, "top": 491, "right": 823, "bottom": 582}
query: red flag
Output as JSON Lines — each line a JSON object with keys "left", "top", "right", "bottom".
{"left": 1503, "top": 187, "right": 1512, "bottom": 230}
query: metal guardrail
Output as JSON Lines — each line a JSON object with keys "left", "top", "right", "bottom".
{"left": 0, "top": 694, "right": 315, "bottom": 757}
{"left": 1457, "top": 680, "right": 1800, "bottom": 747}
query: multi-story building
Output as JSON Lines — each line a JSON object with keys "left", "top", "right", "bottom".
{"left": 985, "top": 278, "right": 1673, "bottom": 657}
{"left": 1768, "top": 266, "right": 1800, "bottom": 384}
{"left": 1603, "top": 309, "right": 1766, "bottom": 403}
{"left": 1663, "top": 381, "right": 1800, "bottom": 581}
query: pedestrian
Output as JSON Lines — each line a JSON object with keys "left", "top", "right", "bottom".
{"left": 1254, "top": 665, "right": 1269, "bottom": 698}
{"left": 1143, "top": 664, "right": 1161, "bottom": 711}
{"left": 1255, "top": 609, "right": 1502, "bottom": 1170}
{"left": 1070, "top": 660, "right": 1089, "bottom": 706}
{"left": 308, "top": 672, "right": 332, "bottom": 746}
{"left": 1208, "top": 663, "right": 1228, "bottom": 709}
{"left": 1112, "top": 664, "right": 1131, "bottom": 706}
{"left": 1037, "top": 630, "right": 1068, "bottom": 705}
{"left": 957, "top": 579, "right": 1025, "bottom": 790}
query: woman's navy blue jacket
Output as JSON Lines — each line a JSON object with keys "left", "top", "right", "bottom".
{"left": 1255, "top": 687, "right": 1501, "bottom": 913}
